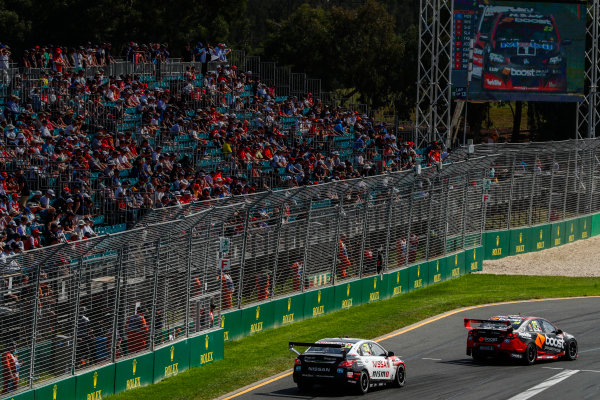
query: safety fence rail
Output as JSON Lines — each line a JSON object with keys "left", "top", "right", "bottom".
{"left": 3, "top": 138, "right": 600, "bottom": 398}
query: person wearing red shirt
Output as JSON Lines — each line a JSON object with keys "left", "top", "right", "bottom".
{"left": 1, "top": 342, "right": 19, "bottom": 394}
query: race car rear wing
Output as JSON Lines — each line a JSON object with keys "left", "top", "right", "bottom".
{"left": 288, "top": 342, "right": 346, "bottom": 357}
{"left": 464, "top": 319, "right": 512, "bottom": 330}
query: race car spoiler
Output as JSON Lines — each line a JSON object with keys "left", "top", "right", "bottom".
{"left": 288, "top": 342, "right": 346, "bottom": 356}
{"left": 464, "top": 319, "right": 512, "bottom": 330}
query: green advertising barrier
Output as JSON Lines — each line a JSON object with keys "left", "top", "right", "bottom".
{"left": 332, "top": 279, "right": 363, "bottom": 311}
{"left": 579, "top": 216, "right": 591, "bottom": 240}
{"left": 220, "top": 309, "right": 243, "bottom": 342}
{"left": 241, "top": 301, "right": 275, "bottom": 337}
{"left": 509, "top": 228, "right": 528, "bottom": 256}
{"left": 75, "top": 363, "right": 115, "bottom": 400}
{"left": 551, "top": 221, "right": 566, "bottom": 247}
{"left": 189, "top": 329, "right": 224, "bottom": 368}
{"left": 153, "top": 340, "right": 189, "bottom": 383}
{"left": 445, "top": 252, "right": 465, "bottom": 279}
{"left": 565, "top": 219, "right": 578, "bottom": 244}
{"left": 464, "top": 246, "right": 483, "bottom": 272}
{"left": 387, "top": 268, "right": 409, "bottom": 297}
{"left": 361, "top": 274, "right": 388, "bottom": 304}
{"left": 483, "top": 231, "right": 510, "bottom": 260}
{"left": 592, "top": 213, "right": 600, "bottom": 236}
{"left": 527, "top": 225, "right": 551, "bottom": 253}
{"left": 429, "top": 257, "right": 446, "bottom": 285}
{"left": 272, "top": 294, "right": 305, "bottom": 328}
{"left": 408, "top": 261, "right": 429, "bottom": 290}
{"left": 114, "top": 353, "right": 154, "bottom": 394}
{"left": 34, "top": 377, "right": 76, "bottom": 400}
{"left": 303, "top": 286, "right": 334, "bottom": 318}
{"left": 3, "top": 389, "right": 35, "bottom": 400}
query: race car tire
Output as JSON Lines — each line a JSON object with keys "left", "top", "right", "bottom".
{"left": 472, "top": 348, "right": 486, "bottom": 362}
{"left": 563, "top": 339, "right": 578, "bottom": 361}
{"left": 392, "top": 365, "right": 406, "bottom": 388}
{"left": 356, "top": 370, "right": 370, "bottom": 395}
{"left": 296, "top": 380, "right": 311, "bottom": 392}
{"left": 523, "top": 343, "right": 537, "bottom": 365}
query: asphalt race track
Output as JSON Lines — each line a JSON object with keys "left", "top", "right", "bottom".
{"left": 222, "top": 297, "right": 600, "bottom": 400}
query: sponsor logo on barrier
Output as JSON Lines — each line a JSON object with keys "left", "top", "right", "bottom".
{"left": 537, "top": 229, "right": 545, "bottom": 249}
{"left": 250, "top": 321, "right": 263, "bottom": 333}
{"left": 492, "top": 236, "right": 502, "bottom": 256}
{"left": 434, "top": 273, "right": 441, "bottom": 283}
{"left": 283, "top": 313, "right": 294, "bottom": 324}
{"left": 369, "top": 291, "right": 380, "bottom": 301}
{"left": 164, "top": 346, "right": 179, "bottom": 378}
{"left": 555, "top": 226, "right": 562, "bottom": 245}
{"left": 126, "top": 359, "right": 141, "bottom": 390}
{"left": 313, "top": 290, "right": 325, "bottom": 316}
{"left": 200, "top": 351, "right": 214, "bottom": 364}
{"left": 346, "top": 284, "right": 351, "bottom": 297}
{"left": 470, "top": 249, "right": 478, "bottom": 271}
{"left": 452, "top": 267, "right": 460, "bottom": 277}
{"left": 87, "top": 371, "right": 102, "bottom": 400}
{"left": 414, "top": 279, "right": 422, "bottom": 289}
{"left": 515, "top": 244, "right": 525, "bottom": 253}
{"left": 53, "top": 384, "right": 58, "bottom": 400}
{"left": 342, "top": 298, "right": 353, "bottom": 309}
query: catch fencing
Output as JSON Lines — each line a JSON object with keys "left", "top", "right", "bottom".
{"left": 3, "top": 138, "right": 600, "bottom": 397}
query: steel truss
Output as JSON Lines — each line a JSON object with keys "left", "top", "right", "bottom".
{"left": 416, "top": 0, "right": 600, "bottom": 145}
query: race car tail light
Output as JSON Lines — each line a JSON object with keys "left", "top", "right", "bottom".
{"left": 294, "top": 358, "right": 302, "bottom": 366}
{"left": 339, "top": 360, "right": 356, "bottom": 369}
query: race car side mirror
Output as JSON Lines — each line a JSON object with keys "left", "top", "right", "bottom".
{"left": 555, "top": 329, "right": 563, "bottom": 335}
{"left": 387, "top": 351, "right": 394, "bottom": 357}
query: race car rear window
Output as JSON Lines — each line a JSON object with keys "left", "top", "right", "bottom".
{"left": 307, "top": 343, "right": 351, "bottom": 354}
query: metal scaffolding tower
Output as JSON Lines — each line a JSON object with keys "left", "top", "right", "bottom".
{"left": 416, "top": 0, "right": 600, "bottom": 145}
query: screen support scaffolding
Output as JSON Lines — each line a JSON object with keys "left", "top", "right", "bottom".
{"left": 416, "top": 0, "right": 600, "bottom": 145}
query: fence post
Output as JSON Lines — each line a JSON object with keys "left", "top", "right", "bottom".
{"left": 588, "top": 147, "right": 595, "bottom": 214}
{"left": 441, "top": 173, "right": 451, "bottom": 255}
{"left": 547, "top": 152, "right": 556, "bottom": 223}
{"left": 331, "top": 200, "right": 344, "bottom": 282}
{"left": 563, "top": 152, "right": 572, "bottom": 220}
{"left": 237, "top": 210, "right": 251, "bottom": 308}
{"left": 506, "top": 153, "right": 517, "bottom": 229}
{"left": 28, "top": 262, "right": 44, "bottom": 386}
{"left": 110, "top": 246, "right": 124, "bottom": 362}
{"left": 300, "top": 202, "right": 313, "bottom": 292}
{"left": 270, "top": 205, "right": 286, "bottom": 298}
{"left": 149, "top": 239, "right": 161, "bottom": 351}
{"left": 382, "top": 187, "right": 395, "bottom": 272}
{"left": 405, "top": 182, "right": 416, "bottom": 265}
{"left": 461, "top": 169, "right": 470, "bottom": 249}
{"left": 185, "top": 225, "right": 195, "bottom": 337}
{"left": 69, "top": 257, "right": 85, "bottom": 374}
{"left": 528, "top": 155, "right": 539, "bottom": 226}
{"left": 358, "top": 193, "right": 371, "bottom": 278}
{"left": 424, "top": 177, "right": 436, "bottom": 260}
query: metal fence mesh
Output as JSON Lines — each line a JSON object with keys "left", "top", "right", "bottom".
{"left": 4, "top": 139, "right": 600, "bottom": 396}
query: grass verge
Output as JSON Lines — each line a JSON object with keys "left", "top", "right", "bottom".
{"left": 109, "top": 274, "right": 600, "bottom": 400}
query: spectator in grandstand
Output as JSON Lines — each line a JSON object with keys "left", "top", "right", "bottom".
{"left": 1, "top": 341, "right": 19, "bottom": 394}
{"left": 0, "top": 45, "right": 9, "bottom": 86}
{"left": 125, "top": 306, "right": 149, "bottom": 354}
{"left": 77, "top": 307, "right": 95, "bottom": 365}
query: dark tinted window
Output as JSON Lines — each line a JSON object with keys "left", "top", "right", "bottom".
{"left": 370, "top": 342, "right": 387, "bottom": 357}
{"left": 540, "top": 319, "right": 557, "bottom": 333}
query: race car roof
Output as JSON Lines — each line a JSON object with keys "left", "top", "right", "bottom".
{"left": 317, "top": 338, "right": 362, "bottom": 344}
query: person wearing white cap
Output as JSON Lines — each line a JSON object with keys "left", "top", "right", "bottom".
{"left": 40, "top": 189, "right": 55, "bottom": 211}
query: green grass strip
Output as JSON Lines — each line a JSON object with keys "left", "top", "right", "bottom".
{"left": 108, "top": 274, "right": 600, "bottom": 400}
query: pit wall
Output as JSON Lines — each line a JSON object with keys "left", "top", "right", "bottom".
{"left": 9, "top": 214, "right": 598, "bottom": 400}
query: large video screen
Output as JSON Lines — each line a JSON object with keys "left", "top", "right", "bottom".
{"left": 452, "top": 0, "right": 586, "bottom": 102}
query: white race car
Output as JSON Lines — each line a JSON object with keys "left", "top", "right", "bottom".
{"left": 289, "top": 338, "right": 406, "bottom": 394}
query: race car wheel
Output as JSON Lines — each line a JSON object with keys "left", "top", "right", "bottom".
{"left": 356, "top": 370, "right": 370, "bottom": 395}
{"left": 523, "top": 343, "right": 537, "bottom": 365}
{"left": 296, "top": 380, "right": 311, "bottom": 392}
{"left": 392, "top": 365, "right": 406, "bottom": 388}
{"left": 563, "top": 339, "right": 578, "bottom": 361}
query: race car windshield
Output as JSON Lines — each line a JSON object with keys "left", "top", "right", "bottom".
{"left": 306, "top": 343, "right": 350, "bottom": 354}
{"left": 495, "top": 21, "right": 557, "bottom": 43}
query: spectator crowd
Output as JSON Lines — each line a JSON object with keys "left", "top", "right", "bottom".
{"left": 0, "top": 39, "right": 447, "bottom": 258}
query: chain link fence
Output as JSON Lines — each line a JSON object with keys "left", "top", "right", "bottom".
{"left": 3, "top": 138, "right": 600, "bottom": 396}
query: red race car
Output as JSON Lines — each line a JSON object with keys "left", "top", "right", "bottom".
{"left": 465, "top": 315, "right": 578, "bottom": 365}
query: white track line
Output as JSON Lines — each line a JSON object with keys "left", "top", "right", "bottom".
{"left": 422, "top": 357, "right": 442, "bottom": 361}
{"left": 507, "top": 369, "right": 579, "bottom": 400}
